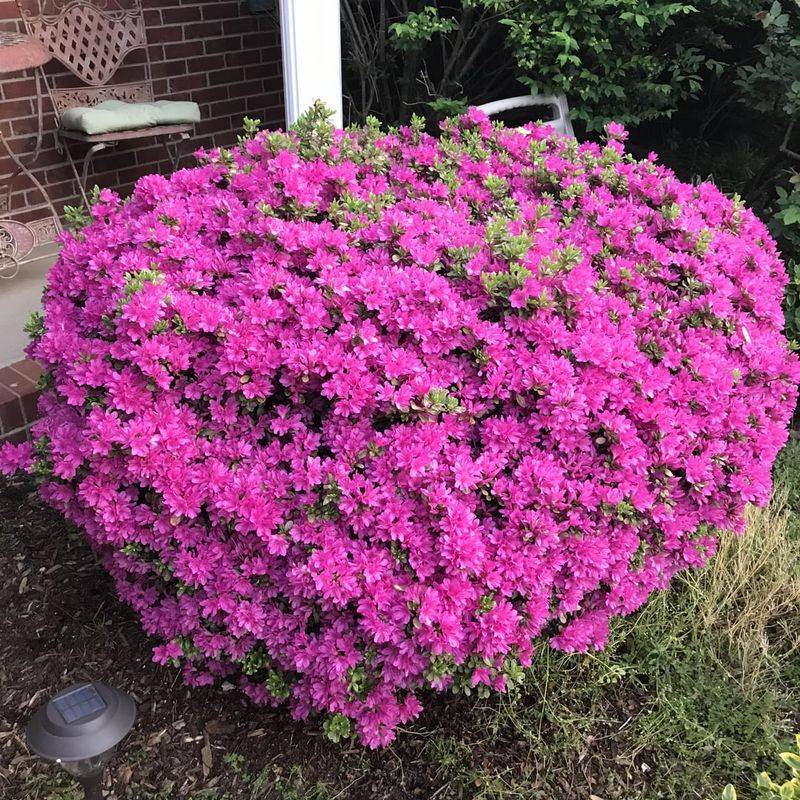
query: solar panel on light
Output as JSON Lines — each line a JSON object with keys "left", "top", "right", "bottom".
{"left": 52, "top": 685, "right": 107, "bottom": 724}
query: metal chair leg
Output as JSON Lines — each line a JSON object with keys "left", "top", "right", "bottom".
{"left": 163, "top": 133, "right": 190, "bottom": 172}
{"left": 60, "top": 136, "right": 109, "bottom": 208}
{"left": 81, "top": 143, "right": 109, "bottom": 201}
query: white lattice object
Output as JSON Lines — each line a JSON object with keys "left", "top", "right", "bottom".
{"left": 21, "top": 0, "right": 147, "bottom": 87}
{"left": 476, "top": 94, "right": 575, "bottom": 138}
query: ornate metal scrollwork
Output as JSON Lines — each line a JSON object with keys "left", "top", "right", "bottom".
{"left": 50, "top": 80, "right": 154, "bottom": 116}
{"left": 0, "top": 28, "right": 62, "bottom": 277}
{"left": 0, "top": 219, "right": 37, "bottom": 279}
{"left": 19, "top": 0, "right": 146, "bottom": 87}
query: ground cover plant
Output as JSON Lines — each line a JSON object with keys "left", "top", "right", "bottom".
{"left": 1, "top": 106, "right": 797, "bottom": 749}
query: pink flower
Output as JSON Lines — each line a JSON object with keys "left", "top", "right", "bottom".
{"left": 604, "top": 121, "right": 629, "bottom": 141}
{"left": 0, "top": 442, "right": 33, "bottom": 474}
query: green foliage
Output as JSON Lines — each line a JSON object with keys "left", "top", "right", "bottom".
{"left": 427, "top": 96, "right": 470, "bottom": 118}
{"left": 239, "top": 646, "right": 292, "bottom": 700}
{"left": 322, "top": 713, "right": 352, "bottom": 743}
{"left": 774, "top": 438, "right": 800, "bottom": 513}
{"left": 62, "top": 202, "right": 91, "bottom": 231}
{"left": 733, "top": 0, "right": 800, "bottom": 350}
{"left": 772, "top": 178, "right": 800, "bottom": 350}
{"left": 498, "top": 0, "right": 723, "bottom": 129}
{"left": 240, "top": 645, "right": 270, "bottom": 676}
{"left": 123, "top": 268, "right": 164, "bottom": 298}
{"left": 481, "top": 262, "right": 532, "bottom": 301}
{"left": 63, "top": 185, "right": 101, "bottom": 231}
{"left": 342, "top": 1, "right": 514, "bottom": 125}
{"left": 722, "top": 734, "right": 800, "bottom": 800}
{"left": 389, "top": 5, "right": 458, "bottom": 51}
{"left": 21, "top": 772, "right": 84, "bottom": 800}
{"left": 416, "top": 387, "right": 465, "bottom": 415}
{"left": 342, "top": 0, "right": 756, "bottom": 130}
{"left": 23, "top": 311, "right": 45, "bottom": 342}
{"left": 242, "top": 116, "right": 261, "bottom": 136}
{"left": 222, "top": 751, "right": 246, "bottom": 774}
{"left": 291, "top": 101, "right": 336, "bottom": 160}
{"left": 736, "top": 0, "right": 800, "bottom": 119}
{"left": 236, "top": 116, "right": 264, "bottom": 150}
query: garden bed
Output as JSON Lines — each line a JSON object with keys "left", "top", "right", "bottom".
{"left": 2, "top": 442, "right": 798, "bottom": 800}
{"left": 0, "top": 479, "right": 639, "bottom": 800}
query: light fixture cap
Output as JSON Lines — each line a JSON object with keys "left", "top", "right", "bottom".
{"left": 27, "top": 682, "right": 136, "bottom": 763}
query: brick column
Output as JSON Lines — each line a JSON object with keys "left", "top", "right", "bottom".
{"left": 0, "top": 359, "right": 40, "bottom": 443}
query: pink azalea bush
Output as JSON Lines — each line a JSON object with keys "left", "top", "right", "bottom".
{"left": 2, "top": 106, "right": 797, "bottom": 747}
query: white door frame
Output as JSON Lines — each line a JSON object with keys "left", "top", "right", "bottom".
{"left": 279, "top": 0, "right": 344, "bottom": 128}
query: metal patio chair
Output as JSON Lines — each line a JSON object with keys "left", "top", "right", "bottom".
{"left": 16, "top": 0, "right": 196, "bottom": 206}
{"left": 476, "top": 94, "right": 575, "bottom": 138}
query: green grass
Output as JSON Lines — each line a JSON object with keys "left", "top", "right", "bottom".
{"left": 20, "top": 772, "right": 84, "bottom": 800}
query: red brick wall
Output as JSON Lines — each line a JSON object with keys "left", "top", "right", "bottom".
{"left": 0, "top": 0, "right": 284, "bottom": 227}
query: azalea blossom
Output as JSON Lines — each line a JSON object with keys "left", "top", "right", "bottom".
{"left": 2, "top": 108, "right": 796, "bottom": 748}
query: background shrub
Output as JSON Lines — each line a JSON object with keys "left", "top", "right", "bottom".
{"left": 341, "top": 1, "right": 800, "bottom": 354}
{"left": 341, "top": 0, "right": 758, "bottom": 130}
{"left": 341, "top": 1, "right": 515, "bottom": 124}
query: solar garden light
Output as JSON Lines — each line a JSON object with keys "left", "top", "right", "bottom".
{"left": 26, "top": 682, "right": 136, "bottom": 800}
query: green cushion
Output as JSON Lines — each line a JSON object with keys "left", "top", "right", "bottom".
{"left": 60, "top": 100, "right": 200, "bottom": 136}
{"left": 151, "top": 100, "right": 201, "bottom": 126}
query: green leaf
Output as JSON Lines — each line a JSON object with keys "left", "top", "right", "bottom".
{"left": 323, "top": 713, "right": 352, "bottom": 743}
{"left": 720, "top": 785, "right": 737, "bottom": 800}
{"left": 427, "top": 96, "right": 469, "bottom": 117}
{"left": 757, "top": 771, "right": 775, "bottom": 789}
{"left": 778, "top": 751, "right": 800, "bottom": 771}
{"left": 782, "top": 207, "right": 800, "bottom": 226}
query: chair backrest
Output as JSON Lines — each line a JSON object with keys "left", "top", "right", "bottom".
{"left": 17, "top": 0, "right": 153, "bottom": 117}
{"left": 476, "top": 95, "right": 575, "bottom": 138}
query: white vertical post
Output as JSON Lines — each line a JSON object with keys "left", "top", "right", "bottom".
{"left": 279, "top": 0, "right": 343, "bottom": 129}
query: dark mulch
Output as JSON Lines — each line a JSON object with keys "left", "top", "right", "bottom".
{"left": 0, "top": 479, "right": 642, "bottom": 800}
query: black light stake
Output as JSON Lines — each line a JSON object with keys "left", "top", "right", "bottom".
{"left": 26, "top": 682, "right": 136, "bottom": 800}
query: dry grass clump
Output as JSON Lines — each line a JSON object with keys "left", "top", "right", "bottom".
{"left": 685, "top": 479, "right": 800, "bottom": 695}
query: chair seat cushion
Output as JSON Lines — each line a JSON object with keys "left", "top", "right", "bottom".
{"left": 60, "top": 100, "right": 201, "bottom": 136}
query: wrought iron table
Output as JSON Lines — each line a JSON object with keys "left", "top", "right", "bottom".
{"left": 0, "top": 31, "right": 61, "bottom": 279}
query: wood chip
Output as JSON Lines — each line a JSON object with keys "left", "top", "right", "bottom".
{"left": 201, "top": 733, "right": 212, "bottom": 779}
{"left": 117, "top": 763, "right": 133, "bottom": 785}
{"left": 147, "top": 728, "right": 168, "bottom": 746}
{"left": 205, "top": 719, "right": 236, "bottom": 735}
